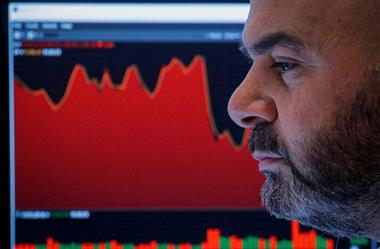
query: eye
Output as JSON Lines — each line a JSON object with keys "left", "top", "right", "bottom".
{"left": 272, "top": 62, "right": 299, "bottom": 74}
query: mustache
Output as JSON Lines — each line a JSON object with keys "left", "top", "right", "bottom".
{"left": 250, "top": 124, "right": 316, "bottom": 190}
{"left": 248, "top": 124, "right": 280, "bottom": 155}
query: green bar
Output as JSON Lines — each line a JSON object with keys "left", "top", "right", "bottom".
{"left": 265, "top": 240, "right": 270, "bottom": 249}
{"left": 220, "top": 236, "right": 230, "bottom": 249}
{"left": 277, "top": 240, "right": 292, "bottom": 249}
{"left": 70, "top": 243, "right": 77, "bottom": 249}
{"left": 351, "top": 237, "right": 369, "bottom": 246}
{"left": 74, "top": 242, "right": 81, "bottom": 249}
{"left": 316, "top": 236, "right": 326, "bottom": 249}
{"left": 157, "top": 243, "right": 168, "bottom": 249}
{"left": 50, "top": 211, "right": 70, "bottom": 219}
{"left": 105, "top": 242, "right": 111, "bottom": 249}
{"left": 243, "top": 236, "right": 258, "bottom": 249}
{"left": 94, "top": 243, "right": 99, "bottom": 249}
{"left": 68, "top": 243, "right": 74, "bottom": 249}
{"left": 37, "top": 244, "right": 47, "bottom": 249}
{"left": 192, "top": 244, "right": 202, "bottom": 249}
{"left": 123, "top": 243, "right": 134, "bottom": 249}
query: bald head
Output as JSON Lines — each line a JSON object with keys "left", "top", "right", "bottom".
{"left": 248, "top": 0, "right": 379, "bottom": 65}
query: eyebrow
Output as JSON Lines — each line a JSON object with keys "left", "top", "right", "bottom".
{"left": 240, "top": 32, "right": 305, "bottom": 57}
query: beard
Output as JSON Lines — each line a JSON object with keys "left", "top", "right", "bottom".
{"left": 249, "top": 71, "right": 380, "bottom": 238}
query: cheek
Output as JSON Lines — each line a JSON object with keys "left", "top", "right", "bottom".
{"left": 275, "top": 84, "right": 333, "bottom": 165}
{"left": 277, "top": 106, "right": 310, "bottom": 165}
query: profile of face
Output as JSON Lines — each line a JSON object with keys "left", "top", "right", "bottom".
{"left": 228, "top": 0, "right": 380, "bottom": 240}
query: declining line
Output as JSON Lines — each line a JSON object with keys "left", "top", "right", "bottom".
{"left": 15, "top": 55, "right": 249, "bottom": 150}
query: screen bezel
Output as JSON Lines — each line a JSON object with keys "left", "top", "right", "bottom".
{"left": 1, "top": 0, "right": 11, "bottom": 248}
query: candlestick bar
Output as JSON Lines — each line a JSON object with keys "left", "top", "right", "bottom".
{"left": 15, "top": 221, "right": 334, "bottom": 249}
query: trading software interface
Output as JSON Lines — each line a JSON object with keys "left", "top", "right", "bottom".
{"left": 8, "top": 3, "right": 377, "bottom": 249}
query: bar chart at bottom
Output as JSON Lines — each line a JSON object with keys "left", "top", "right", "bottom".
{"left": 15, "top": 210, "right": 373, "bottom": 249}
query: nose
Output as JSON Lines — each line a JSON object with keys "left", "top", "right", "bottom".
{"left": 227, "top": 67, "right": 277, "bottom": 128}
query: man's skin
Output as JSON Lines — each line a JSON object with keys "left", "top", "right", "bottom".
{"left": 228, "top": 0, "right": 379, "bottom": 241}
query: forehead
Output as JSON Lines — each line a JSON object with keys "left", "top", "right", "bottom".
{"left": 250, "top": 0, "right": 348, "bottom": 17}
{"left": 243, "top": 0, "right": 352, "bottom": 50}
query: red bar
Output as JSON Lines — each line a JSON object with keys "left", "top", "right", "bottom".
{"left": 269, "top": 236, "right": 277, "bottom": 249}
{"left": 201, "top": 241, "right": 208, "bottom": 249}
{"left": 86, "top": 242, "right": 96, "bottom": 249}
{"left": 207, "top": 229, "right": 220, "bottom": 249}
{"left": 179, "top": 243, "right": 192, "bottom": 249}
{"left": 292, "top": 221, "right": 317, "bottom": 249}
{"left": 47, "top": 238, "right": 55, "bottom": 249}
{"left": 149, "top": 241, "right": 158, "bottom": 249}
{"left": 15, "top": 244, "right": 23, "bottom": 249}
{"left": 309, "top": 231, "right": 317, "bottom": 249}
{"left": 258, "top": 239, "right": 265, "bottom": 249}
{"left": 134, "top": 244, "right": 142, "bottom": 249}
{"left": 110, "top": 240, "right": 119, "bottom": 249}
{"left": 99, "top": 242, "right": 106, "bottom": 249}
{"left": 326, "top": 239, "right": 334, "bottom": 249}
{"left": 291, "top": 221, "right": 299, "bottom": 242}
{"left": 167, "top": 243, "right": 176, "bottom": 249}
{"left": 229, "top": 236, "right": 242, "bottom": 249}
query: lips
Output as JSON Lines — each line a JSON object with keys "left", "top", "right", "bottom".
{"left": 252, "top": 151, "right": 284, "bottom": 173}
{"left": 252, "top": 151, "right": 283, "bottom": 162}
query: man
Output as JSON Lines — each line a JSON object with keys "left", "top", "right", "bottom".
{"left": 228, "top": 0, "right": 380, "bottom": 242}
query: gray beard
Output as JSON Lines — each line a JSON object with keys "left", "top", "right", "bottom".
{"left": 251, "top": 71, "right": 380, "bottom": 238}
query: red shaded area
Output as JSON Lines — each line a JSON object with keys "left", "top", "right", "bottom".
{"left": 15, "top": 56, "right": 263, "bottom": 209}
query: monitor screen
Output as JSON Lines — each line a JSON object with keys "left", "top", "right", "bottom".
{"left": 7, "top": 2, "right": 375, "bottom": 249}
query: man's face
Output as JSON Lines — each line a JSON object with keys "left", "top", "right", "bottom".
{"left": 228, "top": 0, "right": 380, "bottom": 238}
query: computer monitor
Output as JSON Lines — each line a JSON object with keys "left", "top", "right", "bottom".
{"left": 5, "top": 2, "right": 376, "bottom": 249}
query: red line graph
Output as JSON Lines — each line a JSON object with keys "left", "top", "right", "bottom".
{"left": 15, "top": 55, "right": 263, "bottom": 209}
